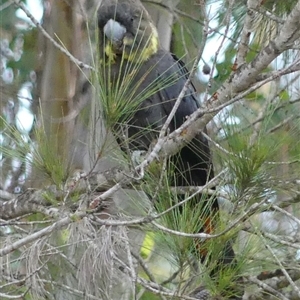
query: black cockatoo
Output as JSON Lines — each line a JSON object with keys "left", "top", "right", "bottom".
{"left": 97, "top": 0, "right": 235, "bottom": 276}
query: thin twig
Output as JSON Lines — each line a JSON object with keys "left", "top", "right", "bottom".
{"left": 156, "top": 13, "right": 209, "bottom": 140}
{"left": 236, "top": 0, "right": 261, "bottom": 66}
{"left": 264, "top": 242, "right": 300, "bottom": 297}
{"left": 13, "top": 0, "right": 94, "bottom": 70}
{"left": 248, "top": 276, "right": 289, "bottom": 300}
{"left": 271, "top": 204, "right": 300, "bottom": 227}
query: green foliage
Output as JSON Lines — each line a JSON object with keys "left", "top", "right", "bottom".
{"left": 171, "top": 0, "right": 204, "bottom": 62}
{"left": 0, "top": 118, "right": 33, "bottom": 161}
{"left": 0, "top": 117, "right": 72, "bottom": 188}
{"left": 2, "top": 1, "right": 300, "bottom": 299}
{"left": 95, "top": 25, "right": 192, "bottom": 147}
{"left": 217, "top": 100, "right": 300, "bottom": 207}
{"left": 227, "top": 134, "right": 270, "bottom": 192}
{"left": 213, "top": 42, "right": 272, "bottom": 92}
{"left": 141, "top": 160, "right": 201, "bottom": 259}
{"left": 213, "top": 44, "right": 236, "bottom": 88}
{"left": 7, "top": 28, "right": 39, "bottom": 83}
{"left": 221, "top": 129, "right": 275, "bottom": 206}
{"left": 263, "top": 0, "right": 298, "bottom": 14}
{"left": 137, "top": 158, "right": 245, "bottom": 297}
{"left": 33, "top": 125, "right": 72, "bottom": 186}
{"left": 97, "top": 56, "right": 178, "bottom": 132}
{"left": 0, "top": 0, "right": 24, "bottom": 32}
{"left": 207, "top": 0, "right": 300, "bottom": 96}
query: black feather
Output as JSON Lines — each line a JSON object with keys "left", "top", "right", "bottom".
{"left": 97, "top": 1, "right": 236, "bottom": 277}
{"left": 117, "top": 49, "right": 217, "bottom": 203}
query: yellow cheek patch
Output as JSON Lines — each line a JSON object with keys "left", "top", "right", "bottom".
{"left": 103, "top": 23, "right": 159, "bottom": 63}
{"left": 105, "top": 42, "right": 116, "bottom": 63}
{"left": 124, "top": 30, "right": 159, "bottom": 62}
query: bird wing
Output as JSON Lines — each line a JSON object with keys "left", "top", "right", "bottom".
{"left": 148, "top": 51, "right": 215, "bottom": 185}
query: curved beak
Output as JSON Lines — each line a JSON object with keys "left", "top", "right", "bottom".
{"left": 103, "top": 19, "right": 126, "bottom": 47}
